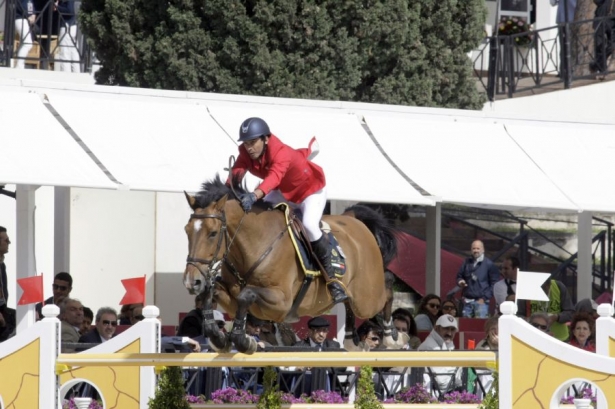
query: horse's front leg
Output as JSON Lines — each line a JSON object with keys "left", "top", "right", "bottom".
{"left": 229, "top": 287, "right": 259, "bottom": 354}
{"left": 202, "top": 287, "right": 232, "bottom": 352}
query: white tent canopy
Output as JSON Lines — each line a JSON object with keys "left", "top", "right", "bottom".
{"left": 0, "top": 91, "right": 116, "bottom": 189}
{"left": 363, "top": 112, "right": 581, "bottom": 212}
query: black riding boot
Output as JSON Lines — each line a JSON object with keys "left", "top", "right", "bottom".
{"left": 311, "top": 235, "right": 349, "bottom": 305}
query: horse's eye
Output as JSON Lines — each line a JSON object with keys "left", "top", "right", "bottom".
{"left": 209, "top": 231, "right": 217, "bottom": 239}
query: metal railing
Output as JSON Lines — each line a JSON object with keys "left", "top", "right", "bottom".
{"left": 443, "top": 211, "right": 614, "bottom": 303}
{"left": 0, "top": 0, "right": 92, "bottom": 71}
{"left": 473, "top": 14, "right": 615, "bottom": 100}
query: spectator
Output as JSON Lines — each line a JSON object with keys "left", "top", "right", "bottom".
{"left": 36, "top": 272, "right": 73, "bottom": 320}
{"left": 456, "top": 240, "right": 500, "bottom": 318}
{"left": 589, "top": 0, "right": 614, "bottom": 76}
{"left": 357, "top": 320, "right": 382, "bottom": 351}
{"left": 297, "top": 316, "right": 340, "bottom": 349}
{"left": 79, "top": 307, "right": 118, "bottom": 344}
{"left": 475, "top": 316, "right": 499, "bottom": 350}
{"left": 13, "top": 0, "right": 37, "bottom": 69}
{"left": 80, "top": 307, "right": 93, "bottom": 336}
{"left": 575, "top": 298, "right": 599, "bottom": 320}
{"left": 529, "top": 278, "right": 574, "bottom": 341}
{"left": 177, "top": 295, "right": 209, "bottom": 337}
{"left": 551, "top": 0, "right": 577, "bottom": 78}
{"left": 493, "top": 256, "right": 526, "bottom": 316}
{"left": 118, "top": 304, "right": 132, "bottom": 325}
{"left": 441, "top": 300, "right": 460, "bottom": 318}
{"left": 568, "top": 312, "right": 595, "bottom": 352}
{"left": 0, "top": 226, "right": 15, "bottom": 342}
{"left": 246, "top": 314, "right": 270, "bottom": 349}
{"left": 414, "top": 294, "right": 442, "bottom": 331}
{"left": 130, "top": 304, "right": 144, "bottom": 325}
{"left": 60, "top": 298, "right": 84, "bottom": 352}
{"left": 55, "top": 0, "right": 81, "bottom": 72}
{"left": 418, "top": 314, "right": 462, "bottom": 396}
{"left": 392, "top": 312, "right": 420, "bottom": 350}
{"left": 528, "top": 312, "right": 551, "bottom": 334}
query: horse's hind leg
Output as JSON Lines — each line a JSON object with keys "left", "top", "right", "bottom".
{"left": 343, "top": 304, "right": 361, "bottom": 351}
{"left": 229, "top": 287, "right": 258, "bottom": 354}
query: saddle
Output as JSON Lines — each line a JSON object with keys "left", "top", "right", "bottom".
{"left": 274, "top": 203, "right": 346, "bottom": 278}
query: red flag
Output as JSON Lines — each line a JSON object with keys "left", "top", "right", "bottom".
{"left": 467, "top": 339, "right": 476, "bottom": 350}
{"left": 119, "top": 276, "right": 146, "bottom": 305}
{"left": 17, "top": 274, "right": 44, "bottom": 305}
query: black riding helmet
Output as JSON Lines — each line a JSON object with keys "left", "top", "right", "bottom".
{"left": 238, "top": 117, "right": 270, "bottom": 142}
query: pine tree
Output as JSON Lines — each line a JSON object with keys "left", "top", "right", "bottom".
{"left": 79, "top": 0, "right": 487, "bottom": 109}
{"left": 148, "top": 366, "right": 190, "bottom": 409}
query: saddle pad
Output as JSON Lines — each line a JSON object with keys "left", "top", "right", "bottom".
{"left": 274, "top": 203, "right": 346, "bottom": 277}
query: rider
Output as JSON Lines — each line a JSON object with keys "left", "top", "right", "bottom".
{"left": 229, "top": 117, "right": 348, "bottom": 305}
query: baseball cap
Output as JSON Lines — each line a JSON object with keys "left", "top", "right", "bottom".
{"left": 435, "top": 314, "right": 458, "bottom": 329}
{"left": 213, "top": 310, "right": 225, "bottom": 322}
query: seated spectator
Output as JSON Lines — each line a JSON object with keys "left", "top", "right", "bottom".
{"left": 130, "top": 304, "right": 144, "bottom": 325}
{"left": 246, "top": 314, "right": 271, "bottom": 349}
{"left": 528, "top": 312, "right": 551, "bottom": 335}
{"left": 575, "top": 298, "right": 599, "bottom": 320}
{"left": 357, "top": 320, "right": 382, "bottom": 351}
{"left": 441, "top": 300, "right": 460, "bottom": 318}
{"left": 37, "top": 272, "right": 73, "bottom": 320}
{"left": 118, "top": 304, "right": 132, "bottom": 325}
{"left": 80, "top": 307, "right": 94, "bottom": 336}
{"left": 475, "top": 316, "right": 499, "bottom": 350}
{"left": 392, "top": 312, "right": 420, "bottom": 350}
{"left": 177, "top": 294, "right": 207, "bottom": 338}
{"left": 79, "top": 307, "right": 118, "bottom": 345}
{"left": 415, "top": 294, "right": 442, "bottom": 331}
{"left": 60, "top": 298, "right": 84, "bottom": 352}
{"left": 568, "top": 312, "right": 595, "bottom": 352}
{"left": 418, "top": 314, "right": 462, "bottom": 397}
{"left": 296, "top": 316, "right": 340, "bottom": 349}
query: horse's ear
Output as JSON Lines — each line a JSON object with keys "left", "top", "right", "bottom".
{"left": 185, "top": 191, "right": 197, "bottom": 210}
{"left": 215, "top": 194, "right": 228, "bottom": 211}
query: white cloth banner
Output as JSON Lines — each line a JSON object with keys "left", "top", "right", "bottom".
{"left": 515, "top": 271, "right": 551, "bottom": 302}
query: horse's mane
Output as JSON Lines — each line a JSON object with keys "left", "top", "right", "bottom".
{"left": 194, "top": 174, "right": 247, "bottom": 209}
{"left": 344, "top": 204, "right": 398, "bottom": 266}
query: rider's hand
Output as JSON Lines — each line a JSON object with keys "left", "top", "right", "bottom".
{"left": 240, "top": 192, "right": 257, "bottom": 212}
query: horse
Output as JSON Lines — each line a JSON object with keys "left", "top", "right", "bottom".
{"left": 183, "top": 175, "right": 402, "bottom": 354}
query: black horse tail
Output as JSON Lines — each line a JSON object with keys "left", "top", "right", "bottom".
{"left": 344, "top": 205, "right": 398, "bottom": 267}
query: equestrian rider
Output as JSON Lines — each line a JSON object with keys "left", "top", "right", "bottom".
{"left": 229, "top": 117, "right": 348, "bottom": 305}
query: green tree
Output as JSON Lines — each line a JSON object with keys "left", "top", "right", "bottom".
{"left": 80, "top": 0, "right": 486, "bottom": 109}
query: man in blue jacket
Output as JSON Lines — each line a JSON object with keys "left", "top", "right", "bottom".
{"left": 456, "top": 240, "right": 501, "bottom": 318}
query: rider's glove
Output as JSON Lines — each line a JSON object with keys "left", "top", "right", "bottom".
{"left": 240, "top": 192, "right": 257, "bottom": 212}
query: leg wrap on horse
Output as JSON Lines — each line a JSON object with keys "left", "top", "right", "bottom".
{"left": 311, "top": 235, "right": 349, "bottom": 305}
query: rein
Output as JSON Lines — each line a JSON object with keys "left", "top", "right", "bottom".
{"left": 186, "top": 207, "right": 290, "bottom": 289}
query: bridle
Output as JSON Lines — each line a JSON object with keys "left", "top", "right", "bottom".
{"left": 185, "top": 206, "right": 290, "bottom": 289}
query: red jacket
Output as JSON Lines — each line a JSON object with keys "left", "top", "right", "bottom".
{"left": 231, "top": 134, "right": 326, "bottom": 203}
{"left": 569, "top": 338, "right": 596, "bottom": 352}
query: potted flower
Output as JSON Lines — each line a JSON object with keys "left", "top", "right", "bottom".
{"left": 560, "top": 387, "right": 596, "bottom": 408}
{"left": 498, "top": 16, "right": 532, "bottom": 46}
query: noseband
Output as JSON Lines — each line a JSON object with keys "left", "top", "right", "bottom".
{"left": 186, "top": 212, "right": 229, "bottom": 287}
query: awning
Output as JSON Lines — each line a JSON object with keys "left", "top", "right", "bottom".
{"left": 387, "top": 232, "right": 464, "bottom": 297}
{"left": 506, "top": 122, "right": 615, "bottom": 213}
{"left": 0, "top": 91, "right": 117, "bottom": 189}
{"left": 45, "top": 92, "right": 237, "bottom": 193}
{"left": 207, "top": 105, "right": 434, "bottom": 205}
{"left": 363, "top": 112, "right": 580, "bottom": 212}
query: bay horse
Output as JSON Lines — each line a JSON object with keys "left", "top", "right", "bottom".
{"left": 183, "top": 175, "right": 401, "bottom": 354}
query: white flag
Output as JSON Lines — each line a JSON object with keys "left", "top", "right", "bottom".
{"left": 515, "top": 271, "right": 551, "bottom": 302}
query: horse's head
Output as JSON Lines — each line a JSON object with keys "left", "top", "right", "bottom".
{"left": 183, "top": 191, "right": 229, "bottom": 295}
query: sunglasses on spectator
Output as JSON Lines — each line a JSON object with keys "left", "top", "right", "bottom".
{"left": 52, "top": 284, "right": 68, "bottom": 291}
{"left": 217, "top": 322, "right": 226, "bottom": 329}
{"left": 442, "top": 305, "right": 456, "bottom": 310}
{"left": 370, "top": 336, "right": 380, "bottom": 341}
{"left": 531, "top": 322, "right": 548, "bottom": 330}
{"left": 134, "top": 315, "right": 145, "bottom": 321}
{"left": 102, "top": 320, "right": 118, "bottom": 327}
{"left": 427, "top": 303, "right": 441, "bottom": 308}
